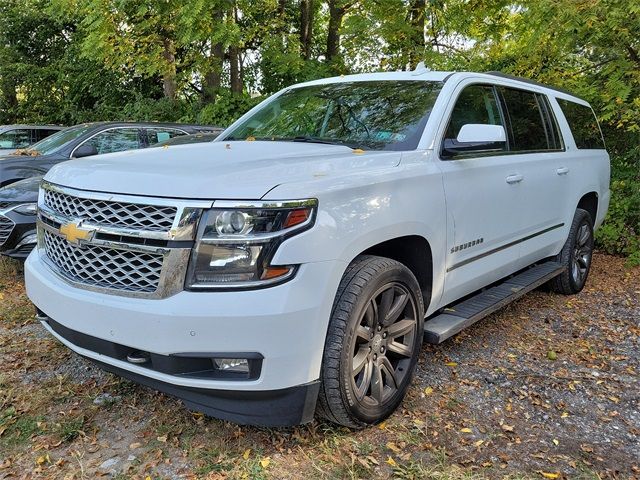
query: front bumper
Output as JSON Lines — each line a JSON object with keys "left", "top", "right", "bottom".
{"left": 25, "top": 250, "right": 346, "bottom": 424}
{"left": 40, "top": 314, "right": 319, "bottom": 426}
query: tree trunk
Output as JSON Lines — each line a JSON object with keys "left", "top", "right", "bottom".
{"left": 0, "top": 75, "right": 18, "bottom": 122}
{"left": 299, "top": 0, "right": 314, "bottom": 60}
{"left": 408, "top": 0, "right": 426, "bottom": 68}
{"left": 161, "top": 37, "right": 177, "bottom": 99}
{"left": 229, "top": 45, "right": 242, "bottom": 93}
{"left": 326, "top": 0, "right": 346, "bottom": 62}
{"left": 203, "top": 9, "right": 225, "bottom": 102}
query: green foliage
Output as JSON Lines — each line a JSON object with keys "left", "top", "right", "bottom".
{"left": 595, "top": 146, "right": 640, "bottom": 265}
{"left": 193, "top": 93, "right": 262, "bottom": 127}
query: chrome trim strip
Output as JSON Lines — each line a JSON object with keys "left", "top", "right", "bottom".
{"left": 37, "top": 218, "right": 172, "bottom": 255}
{"left": 38, "top": 206, "right": 173, "bottom": 243}
{"left": 447, "top": 223, "right": 565, "bottom": 272}
{"left": 212, "top": 199, "right": 318, "bottom": 210}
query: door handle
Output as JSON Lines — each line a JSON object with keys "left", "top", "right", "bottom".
{"left": 556, "top": 167, "right": 569, "bottom": 175}
{"left": 506, "top": 174, "right": 523, "bottom": 184}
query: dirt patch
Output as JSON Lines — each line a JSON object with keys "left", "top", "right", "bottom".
{"left": 0, "top": 254, "right": 638, "bottom": 479}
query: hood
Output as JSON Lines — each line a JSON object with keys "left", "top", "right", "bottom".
{"left": 44, "top": 141, "right": 401, "bottom": 199}
{"left": 0, "top": 175, "right": 42, "bottom": 202}
{"left": 0, "top": 152, "right": 49, "bottom": 164}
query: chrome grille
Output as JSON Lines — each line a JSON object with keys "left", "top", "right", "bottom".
{"left": 0, "top": 215, "right": 14, "bottom": 246}
{"left": 43, "top": 189, "right": 177, "bottom": 232}
{"left": 43, "top": 230, "right": 164, "bottom": 293}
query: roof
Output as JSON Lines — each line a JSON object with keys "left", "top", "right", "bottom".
{"left": 68, "top": 121, "right": 218, "bottom": 129}
{"left": 293, "top": 70, "right": 452, "bottom": 88}
{"left": 0, "top": 125, "right": 63, "bottom": 130}
{"left": 289, "top": 69, "right": 586, "bottom": 104}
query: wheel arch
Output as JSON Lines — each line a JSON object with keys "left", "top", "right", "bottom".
{"left": 577, "top": 191, "right": 598, "bottom": 225}
{"left": 356, "top": 235, "right": 433, "bottom": 310}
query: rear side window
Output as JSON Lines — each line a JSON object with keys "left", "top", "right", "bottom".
{"left": 499, "top": 87, "right": 561, "bottom": 152}
{"left": 146, "top": 128, "right": 186, "bottom": 145}
{"left": 33, "top": 129, "right": 60, "bottom": 142}
{"left": 556, "top": 99, "right": 605, "bottom": 149}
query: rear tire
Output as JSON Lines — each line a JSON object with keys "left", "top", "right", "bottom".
{"left": 548, "top": 208, "right": 594, "bottom": 295}
{"left": 317, "top": 255, "right": 424, "bottom": 428}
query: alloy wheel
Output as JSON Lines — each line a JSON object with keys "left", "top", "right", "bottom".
{"left": 572, "top": 223, "right": 592, "bottom": 285}
{"left": 350, "top": 282, "right": 418, "bottom": 406}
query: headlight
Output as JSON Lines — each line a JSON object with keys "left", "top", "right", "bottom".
{"left": 185, "top": 199, "right": 317, "bottom": 289}
{"left": 12, "top": 203, "right": 38, "bottom": 215}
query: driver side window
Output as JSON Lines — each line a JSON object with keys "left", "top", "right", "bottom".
{"left": 442, "top": 85, "right": 507, "bottom": 158}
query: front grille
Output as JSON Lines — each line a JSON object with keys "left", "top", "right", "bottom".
{"left": 0, "top": 215, "right": 14, "bottom": 246}
{"left": 43, "top": 230, "right": 164, "bottom": 293}
{"left": 43, "top": 189, "right": 177, "bottom": 232}
{"left": 0, "top": 202, "right": 11, "bottom": 210}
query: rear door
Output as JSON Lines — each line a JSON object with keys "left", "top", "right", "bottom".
{"left": 437, "top": 83, "right": 527, "bottom": 306}
{"left": 497, "top": 87, "right": 567, "bottom": 268}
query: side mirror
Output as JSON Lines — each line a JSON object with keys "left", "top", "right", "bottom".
{"left": 442, "top": 124, "right": 506, "bottom": 158}
{"left": 72, "top": 143, "right": 98, "bottom": 158}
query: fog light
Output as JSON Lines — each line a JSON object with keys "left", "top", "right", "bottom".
{"left": 214, "top": 358, "right": 249, "bottom": 373}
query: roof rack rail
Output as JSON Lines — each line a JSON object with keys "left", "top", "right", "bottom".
{"left": 484, "top": 71, "right": 579, "bottom": 98}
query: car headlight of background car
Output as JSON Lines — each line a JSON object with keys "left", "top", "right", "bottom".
{"left": 9, "top": 203, "right": 38, "bottom": 215}
{"left": 185, "top": 199, "right": 318, "bottom": 289}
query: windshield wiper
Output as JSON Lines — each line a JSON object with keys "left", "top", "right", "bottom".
{"left": 289, "top": 136, "right": 357, "bottom": 149}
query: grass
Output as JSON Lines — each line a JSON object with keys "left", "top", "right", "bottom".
{"left": 56, "top": 416, "right": 85, "bottom": 442}
{"left": 0, "top": 407, "right": 45, "bottom": 449}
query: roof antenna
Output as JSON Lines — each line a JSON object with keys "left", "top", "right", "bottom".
{"left": 412, "top": 61, "right": 428, "bottom": 75}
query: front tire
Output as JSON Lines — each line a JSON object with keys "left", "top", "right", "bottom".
{"left": 549, "top": 208, "right": 594, "bottom": 295}
{"left": 317, "top": 255, "right": 424, "bottom": 428}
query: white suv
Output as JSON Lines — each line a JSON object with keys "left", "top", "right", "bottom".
{"left": 25, "top": 70, "right": 610, "bottom": 428}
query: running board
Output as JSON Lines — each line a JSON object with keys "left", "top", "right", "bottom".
{"left": 423, "top": 262, "right": 564, "bottom": 344}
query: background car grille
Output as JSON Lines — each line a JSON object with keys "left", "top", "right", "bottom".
{"left": 0, "top": 215, "right": 14, "bottom": 246}
{"left": 43, "top": 189, "right": 177, "bottom": 232}
{"left": 43, "top": 230, "right": 164, "bottom": 293}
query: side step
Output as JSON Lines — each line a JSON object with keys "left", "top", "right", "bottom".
{"left": 423, "top": 261, "right": 564, "bottom": 344}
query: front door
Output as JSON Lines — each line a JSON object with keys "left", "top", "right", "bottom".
{"left": 437, "top": 83, "right": 526, "bottom": 306}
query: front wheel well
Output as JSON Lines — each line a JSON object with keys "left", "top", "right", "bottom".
{"left": 360, "top": 235, "right": 432, "bottom": 309}
{"left": 577, "top": 192, "right": 598, "bottom": 225}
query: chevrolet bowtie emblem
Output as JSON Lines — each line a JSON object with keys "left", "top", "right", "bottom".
{"left": 59, "top": 221, "right": 95, "bottom": 246}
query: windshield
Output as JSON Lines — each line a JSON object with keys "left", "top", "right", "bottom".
{"left": 25, "top": 124, "right": 94, "bottom": 155}
{"left": 222, "top": 81, "right": 443, "bottom": 151}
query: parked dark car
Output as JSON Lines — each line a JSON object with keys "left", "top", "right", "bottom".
{"left": 0, "top": 122, "right": 220, "bottom": 259}
{"left": 0, "top": 176, "right": 40, "bottom": 259}
{"left": 151, "top": 130, "right": 223, "bottom": 147}
{"left": 0, "top": 125, "right": 63, "bottom": 154}
{"left": 0, "top": 122, "right": 218, "bottom": 187}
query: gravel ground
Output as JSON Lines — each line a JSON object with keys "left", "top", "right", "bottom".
{"left": 0, "top": 253, "right": 638, "bottom": 479}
